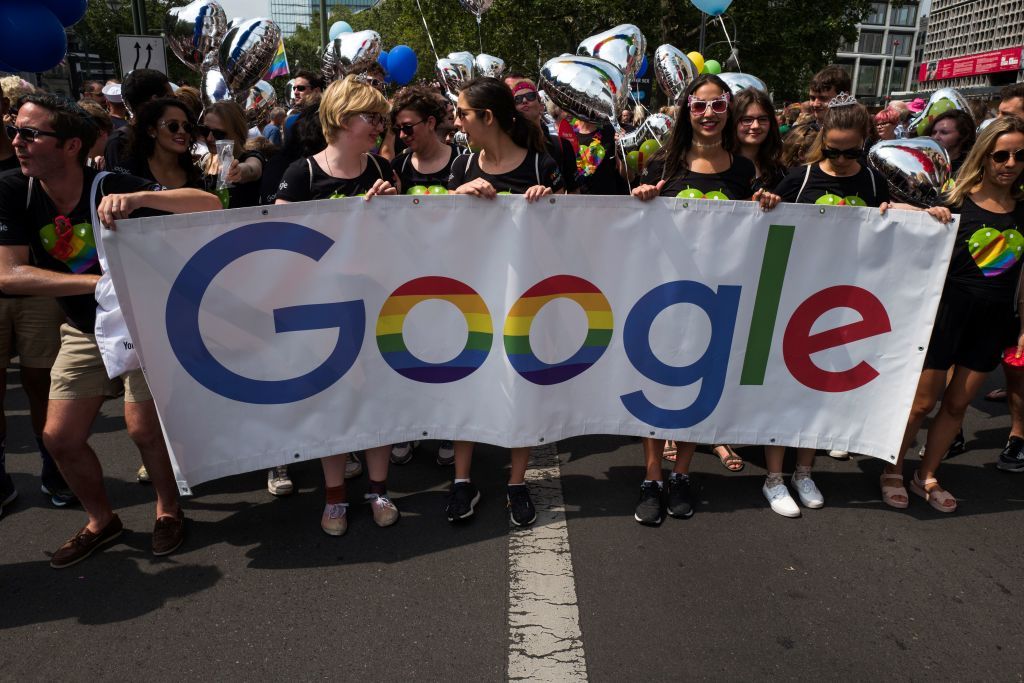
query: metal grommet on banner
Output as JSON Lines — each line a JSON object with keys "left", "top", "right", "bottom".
{"left": 261, "top": 209, "right": 269, "bottom": 216}
{"left": 293, "top": 452, "right": 300, "bottom": 459}
{"left": 819, "top": 208, "right": 826, "bottom": 215}
{"left": 682, "top": 202, "right": 689, "bottom": 209}
{"left": 413, "top": 198, "right": 420, "bottom": 205}
{"left": 538, "top": 437, "right": 545, "bottom": 442}
{"left": 549, "top": 198, "right": 556, "bottom": 204}
{"left": 769, "top": 438, "right": 776, "bottom": 443}
{"left": 918, "top": 346, "right": 924, "bottom": 351}
{"left": 422, "top": 431, "right": 428, "bottom": 437}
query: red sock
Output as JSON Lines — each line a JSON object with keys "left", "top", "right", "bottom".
{"left": 326, "top": 484, "right": 347, "bottom": 504}
{"left": 369, "top": 479, "right": 387, "bottom": 496}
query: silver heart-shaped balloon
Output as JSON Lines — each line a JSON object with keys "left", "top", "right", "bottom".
{"left": 322, "top": 42, "right": 339, "bottom": 83}
{"left": 539, "top": 55, "right": 627, "bottom": 124}
{"left": 868, "top": 137, "right": 952, "bottom": 208}
{"left": 618, "top": 113, "right": 674, "bottom": 153}
{"left": 475, "top": 53, "right": 505, "bottom": 79}
{"left": 200, "top": 65, "right": 232, "bottom": 108}
{"left": 165, "top": 0, "right": 228, "bottom": 72}
{"left": 718, "top": 72, "right": 767, "bottom": 95}
{"left": 240, "top": 79, "right": 277, "bottom": 126}
{"left": 218, "top": 18, "right": 282, "bottom": 96}
{"left": 458, "top": 0, "right": 493, "bottom": 18}
{"left": 447, "top": 52, "right": 476, "bottom": 81}
{"left": 908, "top": 87, "right": 972, "bottom": 137}
{"left": 437, "top": 58, "right": 465, "bottom": 99}
{"left": 653, "top": 44, "right": 698, "bottom": 103}
{"left": 577, "top": 24, "right": 646, "bottom": 82}
{"left": 333, "top": 30, "right": 382, "bottom": 77}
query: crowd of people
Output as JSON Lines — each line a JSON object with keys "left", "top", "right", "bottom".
{"left": 0, "top": 61, "right": 1022, "bottom": 568}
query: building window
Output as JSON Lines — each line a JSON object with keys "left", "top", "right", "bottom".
{"left": 887, "top": 34, "right": 913, "bottom": 56}
{"left": 863, "top": 2, "right": 888, "bottom": 25}
{"left": 890, "top": 3, "right": 918, "bottom": 26}
{"left": 859, "top": 31, "right": 885, "bottom": 53}
{"left": 857, "top": 63, "right": 880, "bottom": 95}
{"left": 887, "top": 64, "right": 909, "bottom": 91}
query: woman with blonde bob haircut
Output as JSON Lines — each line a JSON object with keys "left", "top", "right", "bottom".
{"left": 882, "top": 117, "right": 1024, "bottom": 512}
{"left": 275, "top": 74, "right": 399, "bottom": 537}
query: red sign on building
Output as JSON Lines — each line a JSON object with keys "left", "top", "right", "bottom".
{"left": 919, "top": 46, "right": 1023, "bottom": 82}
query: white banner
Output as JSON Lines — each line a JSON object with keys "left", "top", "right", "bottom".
{"left": 102, "top": 196, "right": 957, "bottom": 493}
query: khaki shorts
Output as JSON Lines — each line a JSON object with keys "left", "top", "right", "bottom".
{"left": 49, "top": 324, "right": 152, "bottom": 402}
{"left": 0, "top": 296, "right": 65, "bottom": 369}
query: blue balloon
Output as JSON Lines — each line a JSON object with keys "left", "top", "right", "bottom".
{"left": 386, "top": 45, "right": 417, "bottom": 86}
{"left": 0, "top": 61, "right": 19, "bottom": 74}
{"left": 690, "top": 0, "right": 733, "bottom": 15}
{"left": 637, "top": 54, "right": 648, "bottom": 79}
{"left": 39, "top": 0, "right": 88, "bottom": 27}
{"left": 0, "top": 2, "right": 68, "bottom": 73}
{"left": 328, "top": 21, "right": 352, "bottom": 40}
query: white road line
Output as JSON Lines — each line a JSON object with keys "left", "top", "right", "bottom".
{"left": 507, "top": 444, "right": 588, "bottom": 682}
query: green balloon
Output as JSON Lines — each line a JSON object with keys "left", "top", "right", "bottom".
{"left": 408, "top": 185, "right": 429, "bottom": 195}
{"left": 704, "top": 59, "right": 722, "bottom": 75}
{"left": 427, "top": 185, "right": 448, "bottom": 195}
{"left": 704, "top": 190, "right": 729, "bottom": 200}
{"left": 497, "top": 191, "right": 512, "bottom": 195}
{"left": 639, "top": 139, "right": 661, "bottom": 159}
{"left": 677, "top": 187, "right": 705, "bottom": 199}
{"left": 626, "top": 150, "right": 640, "bottom": 172}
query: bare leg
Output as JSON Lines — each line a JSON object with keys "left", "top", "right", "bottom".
{"left": 20, "top": 366, "right": 52, "bottom": 435}
{"left": 642, "top": 437, "right": 665, "bottom": 481}
{"left": 321, "top": 453, "right": 348, "bottom": 488}
{"left": 454, "top": 440, "right": 474, "bottom": 479}
{"left": 671, "top": 443, "right": 696, "bottom": 475}
{"left": 1006, "top": 366, "right": 1024, "bottom": 439}
{"left": 42, "top": 397, "right": 109, "bottom": 532}
{"left": 764, "top": 445, "right": 785, "bottom": 474}
{"left": 508, "top": 447, "right": 530, "bottom": 485}
{"left": 364, "top": 446, "right": 391, "bottom": 482}
{"left": 920, "top": 367, "right": 989, "bottom": 483}
{"left": 885, "top": 369, "right": 948, "bottom": 476}
{"left": 123, "top": 400, "right": 180, "bottom": 519}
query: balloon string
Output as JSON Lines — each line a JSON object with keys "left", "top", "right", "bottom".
{"left": 612, "top": 121, "right": 632, "bottom": 194}
{"left": 717, "top": 16, "right": 740, "bottom": 71}
{"left": 414, "top": 0, "right": 441, "bottom": 65}
{"left": 477, "top": 15, "right": 483, "bottom": 54}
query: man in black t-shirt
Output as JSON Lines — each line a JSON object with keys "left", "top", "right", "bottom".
{"left": 103, "top": 69, "right": 174, "bottom": 175}
{"left": 0, "top": 82, "right": 18, "bottom": 173}
{"left": 0, "top": 95, "right": 220, "bottom": 566}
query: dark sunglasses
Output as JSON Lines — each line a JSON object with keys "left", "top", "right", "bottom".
{"left": 391, "top": 119, "right": 425, "bottom": 137}
{"left": 456, "top": 107, "right": 486, "bottom": 120}
{"left": 292, "top": 85, "right": 309, "bottom": 92}
{"left": 513, "top": 91, "right": 539, "bottom": 105}
{"left": 159, "top": 120, "right": 195, "bottom": 135}
{"left": 821, "top": 146, "right": 863, "bottom": 160}
{"left": 195, "top": 125, "right": 228, "bottom": 140}
{"left": 990, "top": 149, "right": 1024, "bottom": 164}
{"left": 6, "top": 124, "right": 64, "bottom": 143}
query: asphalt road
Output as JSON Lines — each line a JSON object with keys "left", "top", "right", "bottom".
{"left": 2, "top": 364, "right": 1023, "bottom": 681}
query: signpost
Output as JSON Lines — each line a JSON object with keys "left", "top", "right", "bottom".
{"left": 116, "top": 34, "right": 167, "bottom": 77}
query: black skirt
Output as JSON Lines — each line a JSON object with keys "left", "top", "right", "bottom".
{"left": 923, "top": 283, "right": 1020, "bottom": 373}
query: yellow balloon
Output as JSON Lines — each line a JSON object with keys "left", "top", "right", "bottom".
{"left": 687, "top": 51, "right": 705, "bottom": 74}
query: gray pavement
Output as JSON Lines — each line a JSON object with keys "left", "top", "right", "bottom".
{"left": 2, "top": 364, "right": 1024, "bottom": 681}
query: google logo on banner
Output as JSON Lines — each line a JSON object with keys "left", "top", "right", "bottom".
{"left": 504, "top": 275, "right": 613, "bottom": 385}
{"left": 376, "top": 276, "right": 492, "bottom": 383}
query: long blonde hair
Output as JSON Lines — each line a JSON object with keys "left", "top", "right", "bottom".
{"left": 946, "top": 116, "right": 1024, "bottom": 207}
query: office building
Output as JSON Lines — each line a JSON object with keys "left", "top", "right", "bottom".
{"left": 835, "top": 1, "right": 924, "bottom": 105}
{"left": 271, "top": 0, "right": 379, "bottom": 36}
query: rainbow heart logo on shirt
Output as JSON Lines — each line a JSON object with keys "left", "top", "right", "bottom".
{"left": 39, "top": 216, "right": 97, "bottom": 273}
{"left": 968, "top": 225, "right": 1024, "bottom": 277}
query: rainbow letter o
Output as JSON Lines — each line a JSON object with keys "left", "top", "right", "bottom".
{"left": 504, "top": 275, "right": 613, "bottom": 385}
{"left": 377, "top": 276, "right": 492, "bottom": 383}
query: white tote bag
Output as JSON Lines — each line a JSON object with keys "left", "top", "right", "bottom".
{"left": 91, "top": 171, "right": 142, "bottom": 379}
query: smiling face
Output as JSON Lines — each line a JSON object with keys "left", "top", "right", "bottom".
{"left": 985, "top": 131, "right": 1024, "bottom": 191}
{"left": 809, "top": 86, "right": 837, "bottom": 122}
{"left": 736, "top": 102, "right": 770, "bottom": 147}
{"left": 12, "top": 102, "right": 79, "bottom": 179}
{"left": 342, "top": 111, "right": 385, "bottom": 153}
{"left": 688, "top": 82, "right": 728, "bottom": 142}
{"left": 394, "top": 107, "right": 436, "bottom": 154}
{"left": 151, "top": 105, "right": 192, "bottom": 156}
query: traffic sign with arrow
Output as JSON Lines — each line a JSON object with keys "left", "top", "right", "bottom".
{"left": 117, "top": 34, "right": 167, "bottom": 77}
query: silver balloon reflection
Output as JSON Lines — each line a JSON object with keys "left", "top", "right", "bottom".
{"left": 332, "top": 30, "right": 383, "bottom": 77}
{"left": 618, "top": 113, "right": 673, "bottom": 153}
{"left": 457, "top": 0, "right": 493, "bottom": 18}
{"left": 908, "top": 87, "right": 972, "bottom": 136}
{"left": 978, "top": 117, "right": 996, "bottom": 134}
{"left": 577, "top": 24, "right": 646, "bottom": 81}
{"left": 322, "top": 42, "right": 339, "bottom": 83}
{"left": 437, "top": 58, "right": 465, "bottom": 99}
{"left": 539, "top": 55, "right": 627, "bottom": 124}
{"left": 718, "top": 72, "right": 767, "bottom": 95}
{"left": 218, "top": 18, "right": 282, "bottom": 96}
{"left": 868, "top": 138, "right": 952, "bottom": 208}
{"left": 200, "top": 65, "right": 233, "bottom": 108}
{"left": 447, "top": 52, "right": 476, "bottom": 81}
{"left": 653, "top": 44, "right": 698, "bottom": 103}
{"left": 475, "top": 53, "right": 506, "bottom": 79}
{"left": 165, "top": 0, "right": 228, "bottom": 72}
{"left": 241, "top": 79, "right": 277, "bottom": 126}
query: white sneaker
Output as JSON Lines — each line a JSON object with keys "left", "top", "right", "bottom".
{"left": 792, "top": 476, "right": 825, "bottom": 508}
{"left": 267, "top": 465, "right": 294, "bottom": 496}
{"left": 763, "top": 480, "right": 800, "bottom": 517}
{"left": 344, "top": 454, "right": 363, "bottom": 479}
{"left": 390, "top": 441, "right": 417, "bottom": 465}
{"left": 436, "top": 440, "right": 455, "bottom": 466}
{"left": 828, "top": 450, "right": 849, "bottom": 459}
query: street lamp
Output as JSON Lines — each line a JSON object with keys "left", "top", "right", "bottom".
{"left": 884, "top": 39, "right": 901, "bottom": 102}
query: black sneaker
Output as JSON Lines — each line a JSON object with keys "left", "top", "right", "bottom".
{"left": 41, "top": 478, "right": 77, "bottom": 508}
{"left": 996, "top": 436, "right": 1024, "bottom": 472}
{"left": 946, "top": 429, "right": 967, "bottom": 458}
{"left": 0, "top": 473, "right": 16, "bottom": 517}
{"left": 666, "top": 474, "right": 695, "bottom": 518}
{"left": 633, "top": 480, "right": 663, "bottom": 526}
{"left": 446, "top": 481, "right": 481, "bottom": 522}
{"left": 507, "top": 484, "right": 536, "bottom": 527}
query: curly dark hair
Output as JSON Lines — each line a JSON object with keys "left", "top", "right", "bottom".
{"left": 128, "top": 97, "right": 200, "bottom": 185}
{"left": 390, "top": 85, "right": 447, "bottom": 128}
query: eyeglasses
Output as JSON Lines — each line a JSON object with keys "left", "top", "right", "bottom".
{"left": 738, "top": 115, "right": 771, "bottom": 128}
{"left": 821, "top": 146, "right": 863, "bottom": 160}
{"left": 159, "top": 120, "right": 195, "bottom": 135}
{"left": 513, "top": 91, "right": 539, "bottom": 105}
{"left": 392, "top": 119, "right": 425, "bottom": 137}
{"left": 195, "top": 125, "right": 227, "bottom": 140}
{"left": 292, "top": 85, "right": 309, "bottom": 92}
{"left": 456, "top": 107, "right": 486, "bottom": 120}
{"left": 990, "top": 149, "right": 1024, "bottom": 164}
{"left": 357, "top": 112, "right": 387, "bottom": 128}
{"left": 5, "top": 124, "right": 64, "bottom": 143}
{"left": 687, "top": 95, "right": 729, "bottom": 116}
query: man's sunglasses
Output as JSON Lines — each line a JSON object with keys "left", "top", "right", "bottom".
{"left": 821, "top": 146, "right": 863, "bottom": 160}
{"left": 687, "top": 95, "right": 729, "bottom": 116}
{"left": 159, "top": 120, "right": 195, "bottom": 135}
{"left": 990, "top": 149, "right": 1024, "bottom": 164}
{"left": 392, "top": 119, "right": 425, "bottom": 136}
{"left": 6, "top": 124, "right": 64, "bottom": 143}
{"left": 195, "top": 125, "right": 228, "bottom": 140}
{"left": 292, "top": 85, "right": 309, "bottom": 92}
{"left": 514, "top": 91, "right": 539, "bottom": 105}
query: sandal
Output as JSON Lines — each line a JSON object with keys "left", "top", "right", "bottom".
{"left": 662, "top": 440, "right": 677, "bottom": 462}
{"left": 879, "top": 473, "right": 908, "bottom": 509}
{"left": 985, "top": 387, "right": 1008, "bottom": 402}
{"left": 909, "top": 471, "right": 957, "bottom": 513}
{"left": 713, "top": 444, "right": 744, "bottom": 472}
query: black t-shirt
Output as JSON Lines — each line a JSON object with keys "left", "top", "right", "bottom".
{"left": 0, "top": 168, "right": 161, "bottom": 330}
{"left": 946, "top": 197, "right": 1024, "bottom": 303}
{"left": 575, "top": 124, "right": 627, "bottom": 195}
{"left": 103, "top": 126, "right": 133, "bottom": 175}
{"left": 0, "top": 154, "right": 19, "bottom": 173}
{"left": 545, "top": 134, "right": 578, "bottom": 193}
{"left": 276, "top": 153, "right": 393, "bottom": 202}
{"left": 640, "top": 154, "right": 757, "bottom": 200}
{"left": 447, "top": 149, "right": 564, "bottom": 194}
{"left": 203, "top": 150, "right": 265, "bottom": 208}
{"left": 775, "top": 162, "right": 890, "bottom": 207}
{"left": 391, "top": 145, "right": 460, "bottom": 192}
